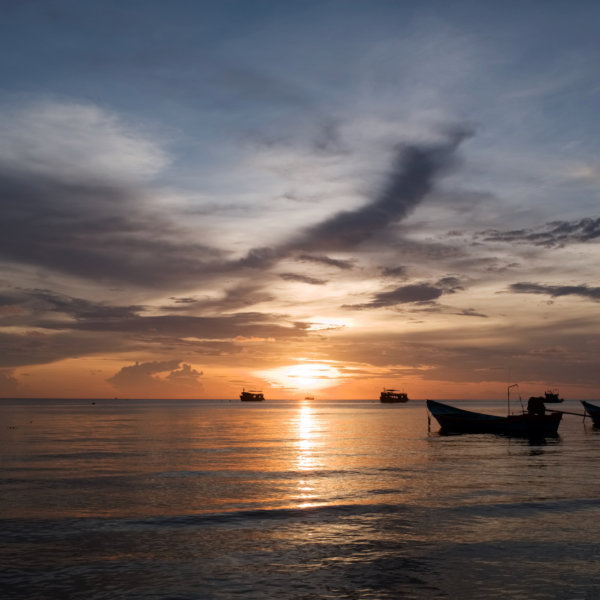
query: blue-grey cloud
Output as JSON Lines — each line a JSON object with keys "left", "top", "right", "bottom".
{"left": 286, "top": 127, "right": 473, "bottom": 252}
{"left": 480, "top": 217, "right": 600, "bottom": 248}
{"left": 0, "top": 170, "right": 226, "bottom": 288}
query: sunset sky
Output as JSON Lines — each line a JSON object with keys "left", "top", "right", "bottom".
{"left": 2, "top": 0, "right": 600, "bottom": 399}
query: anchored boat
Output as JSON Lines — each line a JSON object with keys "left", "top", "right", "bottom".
{"left": 581, "top": 400, "right": 600, "bottom": 427}
{"left": 427, "top": 391, "right": 562, "bottom": 438}
{"left": 240, "top": 389, "right": 265, "bottom": 401}
{"left": 529, "top": 389, "right": 564, "bottom": 404}
{"left": 380, "top": 388, "right": 409, "bottom": 403}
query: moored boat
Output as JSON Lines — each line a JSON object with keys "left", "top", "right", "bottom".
{"left": 426, "top": 399, "right": 561, "bottom": 438}
{"left": 380, "top": 388, "right": 409, "bottom": 403}
{"left": 581, "top": 400, "right": 600, "bottom": 427}
{"left": 529, "top": 389, "right": 564, "bottom": 404}
{"left": 240, "top": 389, "right": 264, "bottom": 401}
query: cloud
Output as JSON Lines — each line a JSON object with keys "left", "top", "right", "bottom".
{"left": 480, "top": 217, "right": 600, "bottom": 248}
{"left": 348, "top": 283, "right": 444, "bottom": 309}
{"left": 0, "top": 288, "right": 310, "bottom": 368}
{"left": 0, "top": 100, "right": 168, "bottom": 182}
{"left": 165, "top": 284, "right": 274, "bottom": 313}
{"left": 229, "top": 127, "right": 473, "bottom": 284}
{"left": 0, "top": 167, "right": 232, "bottom": 288}
{"left": 0, "top": 371, "right": 21, "bottom": 397}
{"left": 297, "top": 254, "right": 355, "bottom": 270}
{"left": 380, "top": 266, "right": 408, "bottom": 278}
{"left": 285, "top": 127, "right": 473, "bottom": 252}
{"left": 0, "top": 100, "right": 245, "bottom": 290}
{"left": 107, "top": 360, "right": 203, "bottom": 396}
{"left": 510, "top": 282, "right": 600, "bottom": 301}
{"left": 436, "top": 276, "right": 464, "bottom": 293}
{"left": 278, "top": 272, "right": 327, "bottom": 285}
{"left": 454, "top": 308, "right": 488, "bottom": 318}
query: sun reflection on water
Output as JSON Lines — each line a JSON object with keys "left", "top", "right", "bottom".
{"left": 295, "top": 402, "right": 320, "bottom": 507}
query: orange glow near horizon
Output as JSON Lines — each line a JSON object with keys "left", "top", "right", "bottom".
{"left": 257, "top": 361, "right": 343, "bottom": 393}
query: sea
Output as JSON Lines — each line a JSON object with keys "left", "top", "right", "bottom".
{"left": 2, "top": 398, "right": 600, "bottom": 600}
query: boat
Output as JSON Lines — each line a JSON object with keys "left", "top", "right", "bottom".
{"left": 304, "top": 395, "right": 315, "bottom": 401}
{"left": 426, "top": 399, "right": 561, "bottom": 438}
{"left": 240, "top": 389, "right": 264, "bottom": 401}
{"left": 581, "top": 401, "right": 600, "bottom": 427}
{"left": 380, "top": 389, "right": 409, "bottom": 403}
{"left": 528, "top": 389, "right": 564, "bottom": 404}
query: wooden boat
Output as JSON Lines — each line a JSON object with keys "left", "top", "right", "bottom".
{"left": 380, "top": 388, "right": 409, "bottom": 403}
{"left": 240, "top": 389, "right": 264, "bottom": 401}
{"left": 581, "top": 401, "right": 600, "bottom": 427}
{"left": 426, "top": 399, "right": 561, "bottom": 437}
{"left": 529, "top": 389, "right": 564, "bottom": 404}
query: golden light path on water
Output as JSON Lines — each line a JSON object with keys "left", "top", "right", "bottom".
{"left": 295, "top": 402, "right": 320, "bottom": 508}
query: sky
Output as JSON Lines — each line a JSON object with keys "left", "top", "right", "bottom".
{"left": 1, "top": 0, "right": 600, "bottom": 400}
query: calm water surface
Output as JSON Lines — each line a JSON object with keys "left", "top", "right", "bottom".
{"left": 2, "top": 398, "right": 600, "bottom": 599}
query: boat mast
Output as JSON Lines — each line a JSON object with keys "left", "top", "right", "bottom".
{"left": 507, "top": 383, "right": 519, "bottom": 415}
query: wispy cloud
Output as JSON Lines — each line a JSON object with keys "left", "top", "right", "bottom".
{"left": 347, "top": 283, "right": 444, "bottom": 310}
{"left": 510, "top": 282, "right": 600, "bottom": 301}
{"left": 286, "top": 127, "right": 473, "bottom": 252}
{"left": 479, "top": 217, "right": 600, "bottom": 247}
{"left": 278, "top": 273, "right": 327, "bottom": 285}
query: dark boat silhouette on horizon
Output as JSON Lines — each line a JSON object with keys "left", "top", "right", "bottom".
{"left": 379, "top": 389, "right": 409, "bottom": 403}
{"left": 529, "top": 389, "right": 564, "bottom": 404}
{"left": 240, "top": 389, "right": 264, "bottom": 401}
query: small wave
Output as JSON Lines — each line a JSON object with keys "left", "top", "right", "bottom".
{"left": 0, "top": 501, "right": 410, "bottom": 540}
{"left": 447, "top": 496, "right": 600, "bottom": 517}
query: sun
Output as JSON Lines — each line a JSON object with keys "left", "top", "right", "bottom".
{"left": 258, "top": 361, "right": 342, "bottom": 392}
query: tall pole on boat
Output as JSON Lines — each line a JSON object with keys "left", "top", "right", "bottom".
{"left": 507, "top": 383, "right": 519, "bottom": 415}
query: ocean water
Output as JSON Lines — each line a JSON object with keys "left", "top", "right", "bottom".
{"left": 2, "top": 398, "right": 600, "bottom": 599}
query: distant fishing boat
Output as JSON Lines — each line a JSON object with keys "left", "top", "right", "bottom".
{"left": 240, "top": 389, "right": 264, "bottom": 401}
{"left": 581, "top": 401, "right": 600, "bottom": 427}
{"left": 427, "top": 399, "right": 562, "bottom": 438}
{"left": 304, "top": 395, "right": 315, "bottom": 400}
{"left": 529, "top": 389, "right": 564, "bottom": 404}
{"left": 380, "top": 388, "right": 409, "bottom": 403}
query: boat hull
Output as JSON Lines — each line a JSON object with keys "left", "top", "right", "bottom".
{"left": 581, "top": 401, "right": 600, "bottom": 427}
{"left": 427, "top": 400, "right": 561, "bottom": 438}
{"left": 240, "top": 391, "right": 264, "bottom": 401}
{"left": 380, "top": 389, "right": 409, "bottom": 403}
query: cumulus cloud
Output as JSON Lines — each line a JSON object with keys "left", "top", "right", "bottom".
{"left": 107, "top": 360, "right": 203, "bottom": 396}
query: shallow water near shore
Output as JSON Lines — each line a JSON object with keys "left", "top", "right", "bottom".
{"left": 2, "top": 398, "right": 600, "bottom": 599}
